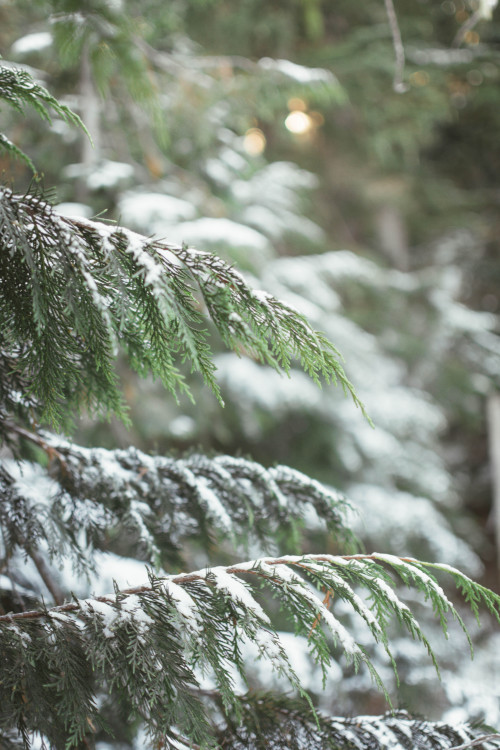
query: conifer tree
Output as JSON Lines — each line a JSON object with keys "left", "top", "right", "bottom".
{"left": 1, "top": 52, "right": 500, "bottom": 750}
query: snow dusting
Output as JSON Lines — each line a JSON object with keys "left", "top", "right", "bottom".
{"left": 162, "top": 579, "right": 201, "bottom": 633}
{"left": 258, "top": 57, "right": 337, "bottom": 84}
{"left": 210, "top": 567, "right": 270, "bottom": 624}
{"left": 82, "top": 595, "right": 153, "bottom": 639}
{"left": 8, "top": 461, "right": 60, "bottom": 508}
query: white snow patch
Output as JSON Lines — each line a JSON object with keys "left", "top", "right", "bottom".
{"left": 168, "top": 415, "right": 196, "bottom": 438}
{"left": 7, "top": 461, "right": 60, "bottom": 508}
{"left": 53, "top": 202, "right": 93, "bottom": 219}
{"left": 83, "top": 599, "right": 117, "bottom": 638}
{"left": 210, "top": 567, "right": 270, "bottom": 623}
{"left": 118, "top": 192, "right": 196, "bottom": 232}
{"left": 166, "top": 217, "right": 270, "bottom": 252}
{"left": 64, "top": 160, "right": 134, "bottom": 190}
{"left": 162, "top": 579, "right": 201, "bottom": 633}
{"left": 373, "top": 554, "right": 452, "bottom": 607}
{"left": 241, "top": 204, "right": 325, "bottom": 243}
{"left": 91, "top": 448, "right": 136, "bottom": 485}
{"left": 193, "top": 475, "right": 233, "bottom": 531}
{"left": 93, "top": 552, "right": 150, "bottom": 593}
{"left": 6, "top": 623, "right": 32, "bottom": 645}
{"left": 258, "top": 57, "right": 337, "bottom": 84}
{"left": 83, "top": 594, "right": 153, "bottom": 639}
{"left": 12, "top": 32, "right": 52, "bottom": 55}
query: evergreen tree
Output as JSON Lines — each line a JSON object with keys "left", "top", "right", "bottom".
{"left": 1, "top": 53, "right": 500, "bottom": 750}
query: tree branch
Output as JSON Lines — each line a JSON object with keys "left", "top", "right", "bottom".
{"left": 0, "top": 552, "right": 482, "bottom": 624}
{"left": 450, "top": 735, "right": 500, "bottom": 750}
{"left": 384, "top": 0, "right": 408, "bottom": 92}
{"left": 27, "top": 547, "right": 65, "bottom": 606}
{"left": 5, "top": 423, "right": 67, "bottom": 466}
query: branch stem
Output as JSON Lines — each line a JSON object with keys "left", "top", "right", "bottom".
{"left": 0, "top": 553, "right": 427, "bottom": 624}
{"left": 384, "top": 0, "right": 407, "bottom": 92}
{"left": 28, "top": 547, "right": 65, "bottom": 606}
{"left": 450, "top": 735, "right": 500, "bottom": 750}
{"left": 452, "top": 10, "right": 482, "bottom": 48}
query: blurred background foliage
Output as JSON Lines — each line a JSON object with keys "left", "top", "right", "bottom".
{"left": 2, "top": 0, "right": 500, "bottom": 732}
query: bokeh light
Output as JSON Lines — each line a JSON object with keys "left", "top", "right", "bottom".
{"left": 285, "top": 110, "right": 313, "bottom": 134}
{"left": 287, "top": 97, "right": 307, "bottom": 112}
{"left": 243, "top": 127, "right": 266, "bottom": 155}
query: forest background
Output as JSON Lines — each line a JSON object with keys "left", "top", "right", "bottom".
{"left": 2, "top": 0, "right": 500, "bottom": 740}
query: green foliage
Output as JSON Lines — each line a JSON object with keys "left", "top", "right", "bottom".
{"left": 0, "top": 436, "right": 356, "bottom": 573}
{"left": 0, "top": 65, "right": 87, "bottom": 171}
{"left": 0, "top": 10, "right": 498, "bottom": 750}
{"left": 50, "top": 0, "right": 158, "bottom": 103}
{"left": 0, "top": 550, "right": 498, "bottom": 747}
{"left": 0, "top": 181, "right": 363, "bottom": 428}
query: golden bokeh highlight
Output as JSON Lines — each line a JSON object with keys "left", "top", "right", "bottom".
{"left": 410, "top": 70, "right": 430, "bottom": 87}
{"left": 243, "top": 127, "right": 267, "bottom": 155}
{"left": 287, "top": 97, "right": 307, "bottom": 112}
{"left": 309, "top": 111, "right": 325, "bottom": 126}
{"left": 464, "top": 30, "right": 480, "bottom": 45}
{"left": 285, "top": 111, "right": 313, "bottom": 134}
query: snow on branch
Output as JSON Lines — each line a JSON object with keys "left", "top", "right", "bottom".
{"left": 134, "top": 35, "right": 343, "bottom": 102}
{"left": 0, "top": 186, "right": 365, "bottom": 428}
{"left": 213, "top": 696, "right": 484, "bottom": 750}
{"left": 258, "top": 57, "right": 337, "bottom": 85}
{"left": 1, "top": 554, "right": 498, "bottom": 713}
{"left": 1, "top": 551, "right": 497, "bottom": 746}
{"left": 0, "top": 437, "right": 355, "bottom": 576}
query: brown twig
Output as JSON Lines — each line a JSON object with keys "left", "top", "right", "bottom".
{"left": 449, "top": 734, "right": 500, "bottom": 750}
{"left": 309, "top": 588, "right": 334, "bottom": 636}
{"left": 0, "top": 553, "right": 426, "bottom": 624}
{"left": 5, "top": 423, "right": 66, "bottom": 466}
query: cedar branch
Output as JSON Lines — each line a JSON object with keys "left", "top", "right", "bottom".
{"left": 0, "top": 552, "right": 481, "bottom": 624}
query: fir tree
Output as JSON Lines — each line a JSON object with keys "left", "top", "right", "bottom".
{"left": 0, "top": 53, "right": 499, "bottom": 750}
